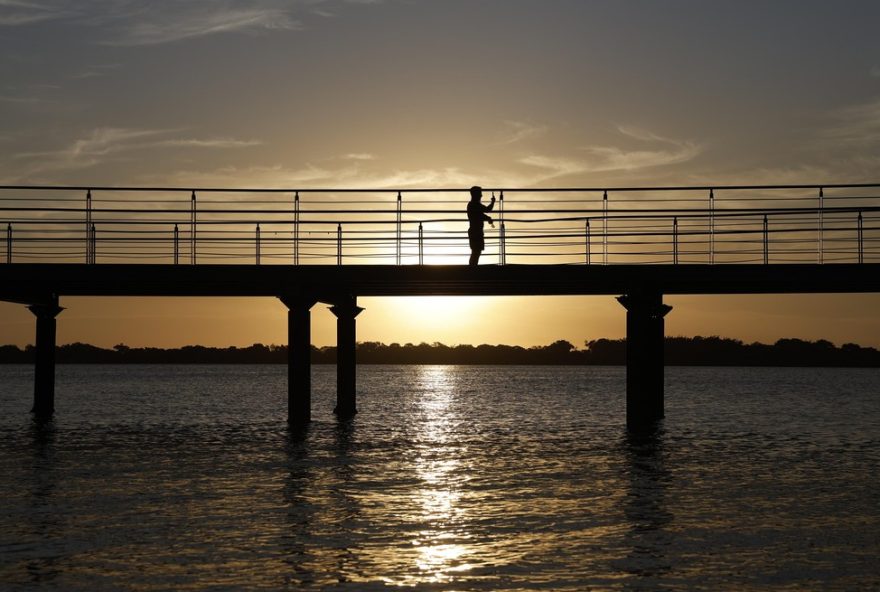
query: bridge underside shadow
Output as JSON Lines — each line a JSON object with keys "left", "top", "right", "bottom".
{"left": 4, "top": 263, "right": 880, "bottom": 431}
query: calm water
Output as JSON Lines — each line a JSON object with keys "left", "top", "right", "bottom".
{"left": 0, "top": 365, "right": 878, "bottom": 591}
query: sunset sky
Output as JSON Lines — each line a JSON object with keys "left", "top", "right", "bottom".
{"left": 2, "top": 0, "right": 880, "bottom": 348}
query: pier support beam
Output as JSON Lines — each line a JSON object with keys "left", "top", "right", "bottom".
{"left": 279, "top": 295, "right": 317, "bottom": 424}
{"left": 28, "top": 298, "right": 64, "bottom": 419}
{"left": 329, "top": 296, "right": 363, "bottom": 418}
{"left": 617, "top": 291, "right": 672, "bottom": 431}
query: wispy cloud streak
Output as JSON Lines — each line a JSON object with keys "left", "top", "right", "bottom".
{"left": 495, "top": 120, "right": 548, "bottom": 146}
{"left": 0, "top": 0, "right": 74, "bottom": 26}
{"left": 0, "top": 1, "right": 381, "bottom": 45}
{"left": 157, "top": 138, "right": 262, "bottom": 149}
{"left": 0, "top": 94, "right": 56, "bottom": 105}
{"left": 820, "top": 98, "right": 880, "bottom": 147}
{"left": 9, "top": 127, "right": 261, "bottom": 179}
{"left": 69, "top": 64, "right": 120, "bottom": 79}
{"left": 101, "top": 5, "right": 301, "bottom": 46}
{"left": 163, "top": 163, "right": 483, "bottom": 190}
{"left": 520, "top": 126, "right": 702, "bottom": 181}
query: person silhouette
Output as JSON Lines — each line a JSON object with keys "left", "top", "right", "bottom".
{"left": 467, "top": 185, "right": 495, "bottom": 266}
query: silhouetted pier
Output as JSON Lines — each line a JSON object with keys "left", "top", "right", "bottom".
{"left": 3, "top": 183, "right": 879, "bottom": 430}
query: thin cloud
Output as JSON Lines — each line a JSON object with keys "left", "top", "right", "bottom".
{"left": 158, "top": 138, "right": 262, "bottom": 149}
{"left": 69, "top": 63, "right": 121, "bottom": 80}
{"left": 820, "top": 98, "right": 880, "bottom": 147}
{"left": 0, "top": 0, "right": 73, "bottom": 26}
{"left": 11, "top": 128, "right": 170, "bottom": 179}
{"left": 517, "top": 155, "right": 589, "bottom": 178}
{"left": 164, "top": 163, "right": 360, "bottom": 188}
{"left": 162, "top": 162, "right": 490, "bottom": 191}
{"left": 69, "top": 71, "right": 107, "bottom": 80}
{"left": 310, "top": 8, "right": 337, "bottom": 18}
{"left": 0, "top": 1, "right": 381, "bottom": 45}
{"left": 102, "top": 7, "right": 301, "bottom": 46}
{"left": 341, "top": 153, "right": 376, "bottom": 161}
{"left": 520, "top": 126, "right": 702, "bottom": 181}
{"left": 578, "top": 143, "right": 701, "bottom": 171}
{"left": 616, "top": 125, "right": 674, "bottom": 144}
{"left": 871, "top": 65, "right": 880, "bottom": 78}
{"left": 0, "top": 94, "right": 56, "bottom": 105}
{"left": 161, "top": 160, "right": 566, "bottom": 193}
{"left": 688, "top": 165, "right": 835, "bottom": 188}
{"left": 495, "top": 120, "right": 548, "bottom": 146}
{"left": 16, "top": 127, "right": 165, "bottom": 158}
{"left": 10, "top": 127, "right": 262, "bottom": 179}
{"left": 360, "top": 168, "right": 480, "bottom": 189}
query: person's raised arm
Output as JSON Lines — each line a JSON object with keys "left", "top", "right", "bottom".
{"left": 483, "top": 195, "right": 496, "bottom": 226}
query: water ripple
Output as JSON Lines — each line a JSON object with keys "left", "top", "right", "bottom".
{"left": 0, "top": 365, "right": 878, "bottom": 590}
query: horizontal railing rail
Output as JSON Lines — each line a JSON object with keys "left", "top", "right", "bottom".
{"left": 1, "top": 184, "right": 878, "bottom": 266}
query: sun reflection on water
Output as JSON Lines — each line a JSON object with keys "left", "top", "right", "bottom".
{"left": 408, "top": 365, "right": 472, "bottom": 584}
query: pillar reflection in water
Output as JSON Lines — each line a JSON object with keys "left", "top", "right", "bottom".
{"left": 23, "top": 420, "right": 63, "bottom": 584}
{"left": 616, "top": 428, "right": 674, "bottom": 588}
{"left": 280, "top": 424, "right": 317, "bottom": 585}
{"left": 280, "top": 419, "right": 365, "bottom": 587}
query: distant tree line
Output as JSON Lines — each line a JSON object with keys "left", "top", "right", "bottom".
{"left": 1, "top": 336, "right": 879, "bottom": 366}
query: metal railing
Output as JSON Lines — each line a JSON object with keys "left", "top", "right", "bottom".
{"left": 1, "top": 183, "right": 878, "bottom": 266}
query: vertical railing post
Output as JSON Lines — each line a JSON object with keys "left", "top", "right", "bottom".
{"left": 90, "top": 223, "right": 96, "bottom": 264}
{"left": 500, "top": 221, "right": 506, "bottom": 265}
{"left": 499, "top": 191, "right": 505, "bottom": 265}
{"left": 337, "top": 223, "right": 342, "bottom": 266}
{"left": 673, "top": 216, "right": 679, "bottom": 265}
{"left": 603, "top": 190, "right": 608, "bottom": 265}
{"left": 493, "top": 192, "right": 498, "bottom": 264}
{"left": 256, "top": 223, "right": 261, "bottom": 265}
{"left": 173, "top": 224, "right": 179, "bottom": 265}
{"left": 763, "top": 214, "right": 769, "bottom": 265}
{"left": 858, "top": 211, "right": 863, "bottom": 264}
{"left": 418, "top": 222, "right": 424, "bottom": 265}
{"left": 396, "top": 191, "right": 402, "bottom": 265}
{"left": 602, "top": 191, "right": 608, "bottom": 265}
{"left": 709, "top": 188, "right": 714, "bottom": 264}
{"left": 85, "top": 189, "right": 92, "bottom": 264}
{"left": 818, "top": 187, "right": 824, "bottom": 264}
{"left": 294, "top": 191, "right": 300, "bottom": 266}
{"left": 585, "top": 219, "right": 590, "bottom": 265}
{"left": 190, "top": 190, "right": 197, "bottom": 265}
{"left": 6, "top": 223, "right": 11, "bottom": 264}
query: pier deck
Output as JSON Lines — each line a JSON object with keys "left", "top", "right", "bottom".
{"left": 3, "top": 262, "right": 880, "bottom": 302}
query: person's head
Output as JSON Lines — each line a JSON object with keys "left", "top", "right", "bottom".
{"left": 470, "top": 186, "right": 482, "bottom": 201}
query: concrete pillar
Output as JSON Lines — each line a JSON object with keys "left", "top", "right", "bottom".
{"left": 279, "top": 295, "right": 316, "bottom": 424}
{"left": 28, "top": 299, "right": 64, "bottom": 418}
{"left": 617, "top": 291, "right": 672, "bottom": 431}
{"left": 329, "top": 296, "right": 363, "bottom": 418}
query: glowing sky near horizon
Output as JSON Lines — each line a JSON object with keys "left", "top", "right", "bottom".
{"left": 2, "top": 0, "right": 880, "bottom": 348}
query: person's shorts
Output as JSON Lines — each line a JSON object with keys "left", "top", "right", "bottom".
{"left": 468, "top": 229, "right": 484, "bottom": 252}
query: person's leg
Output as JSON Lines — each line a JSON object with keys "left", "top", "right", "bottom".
{"left": 468, "top": 232, "right": 481, "bottom": 265}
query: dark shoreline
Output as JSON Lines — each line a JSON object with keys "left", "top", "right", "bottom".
{"left": 4, "top": 363, "right": 880, "bottom": 369}
{"left": 3, "top": 336, "right": 880, "bottom": 367}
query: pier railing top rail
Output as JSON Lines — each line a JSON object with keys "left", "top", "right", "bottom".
{"left": 2, "top": 183, "right": 879, "bottom": 266}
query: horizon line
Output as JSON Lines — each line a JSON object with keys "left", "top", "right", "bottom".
{"left": 3, "top": 334, "right": 877, "bottom": 351}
